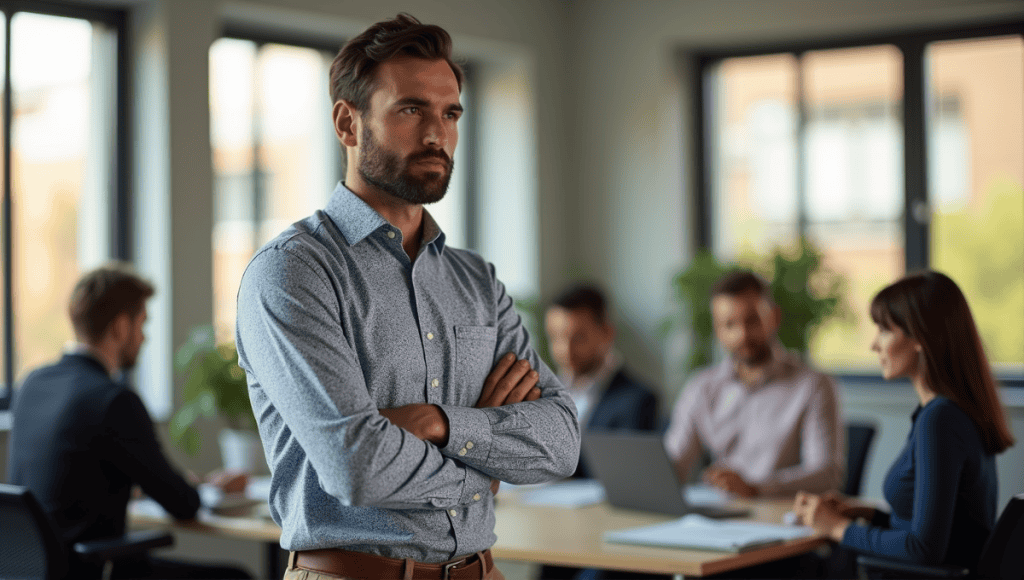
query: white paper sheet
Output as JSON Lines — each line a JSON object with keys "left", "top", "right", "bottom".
{"left": 605, "top": 514, "right": 815, "bottom": 552}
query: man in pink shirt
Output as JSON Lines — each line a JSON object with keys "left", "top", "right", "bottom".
{"left": 664, "top": 270, "right": 843, "bottom": 498}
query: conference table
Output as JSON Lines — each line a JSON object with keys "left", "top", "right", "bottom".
{"left": 129, "top": 483, "right": 827, "bottom": 580}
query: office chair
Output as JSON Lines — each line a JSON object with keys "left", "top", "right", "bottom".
{"left": 843, "top": 421, "right": 877, "bottom": 497}
{"left": 0, "top": 483, "right": 173, "bottom": 580}
{"left": 856, "top": 493, "right": 1024, "bottom": 579}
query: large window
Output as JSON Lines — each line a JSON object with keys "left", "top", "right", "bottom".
{"left": 696, "top": 23, "right": 1023, "bottom": 375}
{"left": 0, "top": 4, "right": 127, "bottom": 410}
{"left": 210, "top": 31, "right": 474, "bottom": 342}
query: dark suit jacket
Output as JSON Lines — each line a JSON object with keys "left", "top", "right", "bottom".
{"left": 574, "top": 367, "right": 658, "bottom": 478}
{"left": 7, "top": 354, "right": 200, "bottom": 548}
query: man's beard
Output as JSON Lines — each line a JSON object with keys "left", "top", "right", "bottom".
{"left": 119, "top": 341, "right": 140, "bottom": 370}
{"left": 357, "top": 125, "right": 453, "bottom": 204}
{"left": 736, "top": 340, "right": 772, "bottom": 367}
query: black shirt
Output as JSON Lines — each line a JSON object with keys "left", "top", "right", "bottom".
{"left": 7, "top": 353, "right": 200, "bottom": 546}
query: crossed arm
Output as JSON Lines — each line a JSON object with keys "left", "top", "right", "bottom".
{"left": 237, "top": 249, "right": 579, "bottom": 511}
{"left": 379, "top": 352, "right": 543, "bottom": 493}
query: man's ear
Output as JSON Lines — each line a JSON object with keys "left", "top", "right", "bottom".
{"left": 333, "top": 99, "right": 360, "bottom": 148}
{"left": 108, "top": 312, "right": 130, "bottom": 344}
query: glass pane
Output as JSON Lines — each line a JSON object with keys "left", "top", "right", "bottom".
{"left": 11, "top": 12, "right": 111, "bottom": 381}
{"left": 211, "top": 37, "right": 257, "bottom": 342}
{"left": 928, "top": 35, "right": 1024, "bottom": 372}
{"left": 801, "top": 45, "right": 904, "bottom": 369}
{"left": 211, "top": 41, "right": 342, "bottom": 343}
{"left": 256, "top": 43, "right": 336, "bottom": 242}
{"left": 710, "top": 54, "right": 799, "bottom": 261}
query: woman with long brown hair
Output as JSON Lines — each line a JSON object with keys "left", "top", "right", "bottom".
{"left": 793, "top": 270, "right": 1014, "bottom": 572}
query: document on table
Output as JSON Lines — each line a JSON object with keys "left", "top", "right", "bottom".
{"left": 517, "top": 479, "right": 606, "bottom": 507}
{"left": 605, "top": 514, "right": 815, "bottom": 552}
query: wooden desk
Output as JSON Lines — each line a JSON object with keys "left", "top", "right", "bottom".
{"left": 131, "top": 494, "right": 826, "bottom": 579}
{"left": 492, "top": 496, "right": 826, "bottom": 578}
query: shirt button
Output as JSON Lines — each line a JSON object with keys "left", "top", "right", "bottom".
{"left": 426, "top": 332, "right": 434, "bottom": 340}
{"left": 387, "top": 231, "right": 396, "bottom": 239}
{"left": 473, "top": 493, "right": 481, "bottom": 501}
{"left": 458, "top": 448, "right": 467, "bottom": 456}
{"left": 465, "top": 441, "right": 474, "bottom": 449}
{"left": 449, "top": 509, "right": 458, "bottom": 517}
{"left": 431, "top": 378, "right": 440, "bottom": 388}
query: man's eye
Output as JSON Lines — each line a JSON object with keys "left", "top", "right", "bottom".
{"left": 402, "top": 107, "right": 419, "bottom": 114}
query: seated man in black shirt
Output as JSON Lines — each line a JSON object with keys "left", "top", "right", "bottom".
{"left": 7, "top": 262, "right": 251, "bottom": 580}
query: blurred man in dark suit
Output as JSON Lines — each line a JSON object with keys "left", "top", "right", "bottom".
{"left": 7, "top": 262, "right": 250, "bottom": 579}
{"left": 545, "top": 284, "right": 659, "bottom": 477}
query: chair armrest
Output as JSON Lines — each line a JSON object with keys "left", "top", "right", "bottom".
{"left": 73, "top": 530, "right": 174, "bottom": 562}
{"left": 856, "top": 555, "right": 969, "bottom": 579}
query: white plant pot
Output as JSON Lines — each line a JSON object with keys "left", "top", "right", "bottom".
{"left": 218, "top": 428, "right": 262, "bottom": 473}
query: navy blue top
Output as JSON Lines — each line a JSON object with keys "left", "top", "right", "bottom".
{"left": 842, "top": 396, "right": 997, "bottom": 567}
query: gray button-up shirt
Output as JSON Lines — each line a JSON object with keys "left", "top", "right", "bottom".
{"left": 236, "top": 183, "right": 580, "bottom": 562}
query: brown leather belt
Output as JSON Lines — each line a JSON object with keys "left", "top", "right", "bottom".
{"left": 291, "top": 548, "right": 494, "bottom": 580}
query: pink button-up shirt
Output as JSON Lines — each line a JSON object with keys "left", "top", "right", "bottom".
{"left": 664, "top": 345, "right": 843, "bottom": 496}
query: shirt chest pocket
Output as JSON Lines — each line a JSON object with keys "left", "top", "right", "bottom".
{"left": 453, "top": 325, "right": 498, "bottom": 404}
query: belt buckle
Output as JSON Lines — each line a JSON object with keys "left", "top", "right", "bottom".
{"left": 441, "top": 557, "right": 468, "bottom": 580}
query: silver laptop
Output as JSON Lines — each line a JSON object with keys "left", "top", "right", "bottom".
{"left": 580, "top": 430, "right": 749, "bottom": 518}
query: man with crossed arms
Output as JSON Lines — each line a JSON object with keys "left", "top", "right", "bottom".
{"left": 235, "top": 13, "right": 580, "bottom": 580}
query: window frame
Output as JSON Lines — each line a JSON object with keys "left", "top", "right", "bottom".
{"left": 689, "top": 19, "right": 1024, "bottom": 386}
{"left": 0, "top": 0, "right": 130, "bottom": 411}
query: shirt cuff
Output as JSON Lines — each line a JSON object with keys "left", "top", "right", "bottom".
{"left": 459, "top": 465, "right": 494, "bottom": 506}
{"left": 841, "top": 521, "right": 867, "bottom": 548}
{"left": 437, "top": 404, "right": 493, "bottom": 464}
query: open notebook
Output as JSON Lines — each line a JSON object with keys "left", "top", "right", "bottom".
{"left": 605, "top": 514, "right": 815, "bottom": 553}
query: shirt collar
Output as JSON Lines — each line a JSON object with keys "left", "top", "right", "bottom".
{"left": 64, "top": 341, "right": 114, "bottom": 377}
{"left": 323, "top": 182, "right": 447, "bottom": 253}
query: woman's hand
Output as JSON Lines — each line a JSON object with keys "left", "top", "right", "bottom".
{"left": 793, "top": 491, "right": 853, "bottom": 542}
{"left": 820, "top": 490, "right": 877, "bottom": 521}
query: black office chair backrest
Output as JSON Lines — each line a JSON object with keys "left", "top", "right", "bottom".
{"left": 844, "top": 421, "right": 877, "bottom": 497}
{"left": 0, "top": 482, "right": 67, "bottom": 580}
{"left": 975, "top": 493, "right": 1024, "bottom": 580}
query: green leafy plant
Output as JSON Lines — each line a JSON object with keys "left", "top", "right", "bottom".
{"left": 170, "top": 325, "right": 256, "bottom": 456}
{"left": 667, "top": 239, "right": 849, "bottom": 377}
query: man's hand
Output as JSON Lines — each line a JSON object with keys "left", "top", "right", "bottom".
{"left": 703, "top": 466, "right": 759, "bottom": 498}
{"left": 379, "top": 404, "right": 450, "bottom": 447}
{"left": 476, "top": 352, "right": 542, "bottom": 408}
{"left": 206, "top": 469, "right": 249, "bottom": 494}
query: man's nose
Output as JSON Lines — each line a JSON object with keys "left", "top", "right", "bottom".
{"left": 423, "top": 114, "right": 448, "bottom": 149}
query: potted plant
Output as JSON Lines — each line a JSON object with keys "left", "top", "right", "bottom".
{"left": 667, "top": 238, "right": 850, "bottom": 378}
{"left": 170, "top": 325, "right": 261, "bottom": 472}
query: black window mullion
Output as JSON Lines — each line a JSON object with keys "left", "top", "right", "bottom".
{"left": 902, "top": 40, "right": 929, "bottom": 271}
{"left": 113, "top": 10, "right": 130, "bottom": 261}
{"left": 692, "top": 55, "right": 712, "bottom": 250}
{"left": 2, "top": 12, "right": 12, "bottom": 409}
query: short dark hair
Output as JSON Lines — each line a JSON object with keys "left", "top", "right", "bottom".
{"left": 69, "top": 262, "right": 154, "bottom": 343}
{"left": 328, "top": 13, "right": 464, "bottom": 112}
{"left": 870, "top": 270, "right": 1014, "bottom": 454}
{"left": 551, "top": 284, "right": 608, "bottom": 324}
{"left": 711, "top": 270, "right": 773, "bottom": 302}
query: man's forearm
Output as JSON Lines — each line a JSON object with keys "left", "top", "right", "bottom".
{"left": 437, "top": 395, "right": 580, "bottom": 484}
